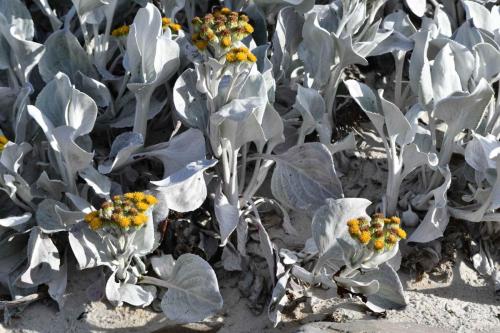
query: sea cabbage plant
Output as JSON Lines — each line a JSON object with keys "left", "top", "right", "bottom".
{"left": 268, "top": 198, "right": 407, "bottom": 325}
{"left": 0, "top": 0, "right": 499, "bottom": 327}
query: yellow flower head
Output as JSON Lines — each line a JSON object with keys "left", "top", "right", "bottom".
{"left": 162, "top": 17, "right": 182, "bottom": 33}
{"left": 0, "top": 135, "right": 8, "bottom": 151}
{"left": 84, "top": 211, "right": 99, "bottom": 223}
{"left": 239, "top": 14, "right": 249, "bottom": 23}
{"left": 115, "top": 215, "right": 131, "bottom": 228}
{"left": 144, "top": 194, "right": 158, "bottom": 205}
{"left": 347, "top": 219, "right": 359, "bottom": 227}
{"left": 226, "top": 52, "right": 236, "bottom": 62}
{"left": 221, "top": 36, "right": 232, "bottom": 48}
{"left": 195, "top": 40, "right": 208, "bottom": 50}
{"left": 374, "top": 239, "right": 384, "bottom": 251}
{"left": 247, "top": 52, "right": 257, "bottom": 62}
{"left": 162, "top": 17, "right": 171, "bottom": 26}
{"left": 192, "top": 17, "right": 203, "bottom": 26}
{"left": 132, "top": 214, "right": 148, "bottom": 226}
{"left": 396, "top": 228, "right": 407, "bottom": 239}
{"left": 124, "top": 193, "right": 135, "bottom": 200}
{"left": 169, "top": 23, "right": 182, "bottom": 32}
{"left": 136, "top": 201, "right": 149, "bottom": 212}
{"left": 111, "top": 25, "right": 129, "bottom": 37}
{"left": 191, "top": 8, "right": 254, "bottom": 50}
{"left": 236, "top": 51, "right": 247, "bottom": 61}
{"left": 390, "top": 216, "right": 401, "bottom": 224}
{"left": 347, "top": 214, "right": 406, "bottom": 251}
{"left": 132, "top": 192, "right": 145, "bottom": 202}
{"left": 243, "top": 23, "right": 254, "bottom": 34}
{"left": 225, "top": 47, "right": 257, "bottom": 64}
{"left": 220, "top": 7, "right": 232, "bottom": 15}
{"left": 89, "top": 217, "right": 103, "bottom": 230}
{"left": 386, "top": 234, "right": 398, "bottom": 244}
{"left": 359, "top": 231, "right": 371, "bottom": 244}
{"left": 348, "top": 224, "right": 360, "bottom": 236}
{"left": 87, "top": 193, "right": 158, "bottom": 231}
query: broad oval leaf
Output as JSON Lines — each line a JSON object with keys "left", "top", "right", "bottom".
{"left": 19, "top": 227, "right": 60, "bottom": 286}
{"left": 271, "top": 143, "right": 343, "bottom": 212}
{"left": 152, "top": 159, "right": 217, "bottom": 213}
{"left": 354, "top": 263, "right": 406, "bottom": 311}
{"left": 161, "top": 254, "right": 223, "bottom": 323}
{"left": 173, "top": 68, "right": 209, "bottom": 130}
{"left": 214, "top": 183, "right": 240, "bottom": 246}
{"left": 98, "top": 132, "right": 143, "bottom": 174}
{"left": 38, "top": 30, "right": 96, "bottom": 83}
{"left": 33, "top": 72, "right": 98, "bottom": 137}
{"left": 106, "top": 271, "right": 156, "bottom": 307}
{"left": 405, "top": 0, "right": 426, "bottom": 17}
{"left": 0, "top": 0, "right": 34, "bottom": 40}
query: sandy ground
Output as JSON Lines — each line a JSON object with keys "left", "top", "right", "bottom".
{"left": 2, "top": 212, "right": 498, "bottom": 333}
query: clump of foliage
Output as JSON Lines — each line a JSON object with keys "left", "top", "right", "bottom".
{"left": 0, "top": 0, "right": 498, "bottom": 327}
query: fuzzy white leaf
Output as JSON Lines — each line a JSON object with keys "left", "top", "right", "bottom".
{"left": 152, "top": 159, "right": 217, "bottom": 212}
{"left": 355, "top": 263, "right": 406, "bottom": 311}
{"left": 98, "top": 132, "right": 143, "bottom": 174}
{"left": 20, "top": 227, "right": 60, "bottom": 286}
{"left": 78, "top": 166, "right": 111, "bottom": 198}
{"left": 173, "top": 69, "right": 209, "bottom": 130}
{"left": 39, "top": 31, "right": 96, "bottom": 83}
{"left": 431, "top": 43, "right": 463, "bottom": 102}
{"left": 271, "top": 143, "right": 343, "bottom": 212}
{"left": 409, "top": 167, "right": 452, "bottom": 242}
{"left": 106, "top": 271, "right": 156, "bottom": 307}
{"left": 214, "top": 183, "right": 240, "bottom": 246}
{"left": 161, "top": 254, "right": 223, "bottom": 323}
{"left": 405, "top": 0, "right": 426, "bottom": 17}
{"left": 151, "top": 254, "right": 175, "bottom": 280}
{"left": 68, "top": 222, "right": 113, "bottom": 270}
{"left": 0, "top": 213, "right": 32, "bottom": 232}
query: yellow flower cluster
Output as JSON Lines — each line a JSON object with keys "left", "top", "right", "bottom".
{"left": 347, "top": 214, "right": 406, "bottom": 252}
{"left": 111, "top": 25, "right": 129, "bottom": 37}
{"left": 84, "top": 192, "right": 158, "bottom": 231}
{"left": 111, "top": 17, "right": 181, "bottom": 38}
{"left": 0, "top": 135, "right": 8, "bottom": 152}
{"left": 191, "top": 7, "right": 253, "bottom": 51}
{"left": 162, "top": 17, "right": 182, "bottom": 33}
{"left": 225, "top": 46, "right": 257, "bottom": 63}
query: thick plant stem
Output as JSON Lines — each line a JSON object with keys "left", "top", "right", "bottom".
{"left": 139, "top": 275, "right": 173, "bottom": 289}
{"left": 0, "top": 292, "right": 47, "bottom": 309}
{"left": 241, "top": 157, "right": 262, "bottom": 202}
{"left": 393, "top": 51, "right": 405, "bottom": 110}
{"left": 229, "top": 148, "right": 239, "bottom": 207}
{"left": 132, "top": 88, "right": 153, "bottom": 141}
{"left": 386, "top": 172, "right": 402, "bottom": 217}
{"left": 64, "top": 6, "right": 76, "bottom": 31}
{"left": 324, "top": 67, "right": 343, "bottom": 127}
{"left": 243, "top": 160, "right": 274, "bottom": 202}
{"left": 221, "top": 143, "right": 239, "bottom": 207}
{"left": 238, "top": 144, "right": 248, "bottom": 193}
{"left": 291, "top": 265, "right": 318, "bottom": 284}
{"left": 428, "top": 131, "right": 454, "bottom": 191}
{"left": 386, "top": 139, "right": 403, "bottom": 216}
